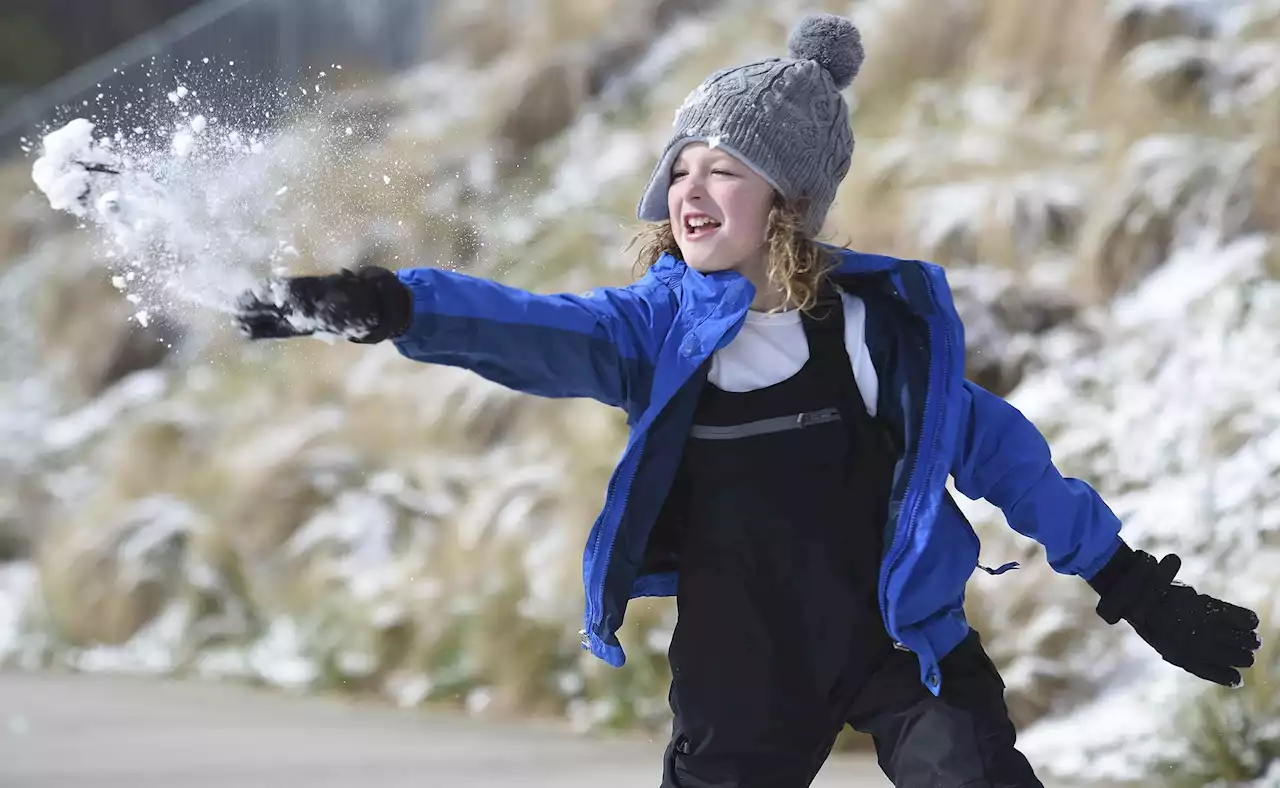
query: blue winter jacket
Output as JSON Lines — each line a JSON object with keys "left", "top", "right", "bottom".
{"left": 390, "top": 247, "right": 1124, "bottom": 695}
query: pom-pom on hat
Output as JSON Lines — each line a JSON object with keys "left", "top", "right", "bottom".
{"left": 636, "top": 13, "right": 864, "bottom": 237}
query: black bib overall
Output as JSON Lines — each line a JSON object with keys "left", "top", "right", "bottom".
{"left": 653, "top": 286, "right": 1042, "bottom": 788}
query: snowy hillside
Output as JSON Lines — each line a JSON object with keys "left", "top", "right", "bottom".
{"left": 2, "top": 0, "right": 1279, "bottom": 784}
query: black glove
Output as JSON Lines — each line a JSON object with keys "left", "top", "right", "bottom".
{"left": 1088, "top": 540, "right": 1260, "bottom": 687}
{"left": 233, "top": 266, "right": 412, "bottom": 344}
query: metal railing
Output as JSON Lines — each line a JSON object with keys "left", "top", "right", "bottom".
{"left": 0, "top": 0, "right": 437, "bottom": 150}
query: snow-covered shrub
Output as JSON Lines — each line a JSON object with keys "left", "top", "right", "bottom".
{"left": 1076, "top": 134, "right": 1259, "bottom": 301}
{"left": 33, "top": 493, "right": 254, "bottom": 658}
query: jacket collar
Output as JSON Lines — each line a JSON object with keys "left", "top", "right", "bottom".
{"left": 654, "top": 245, "right": 903, "bottom": 282}
{"left": 652, "top": 246, "right": 919, "bottom": 315}
{"left": 828, "top": 245, "right": 906, "bottom": 276}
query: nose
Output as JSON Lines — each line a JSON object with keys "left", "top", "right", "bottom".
{"left": 680, "top": 173, "right": 708, "bottom": 201}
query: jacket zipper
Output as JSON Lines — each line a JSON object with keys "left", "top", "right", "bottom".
{"left": 586, "top": 344, "right": 711, "bottom": 647}
{"left": 878, "top": 370, "right": 926, "bottom": 634}
{"left": 878, "top": 270, "right": 950, "bottom": 646}
{"left": 583, "top": 439, "right": 643, "bottom": 648}
{"left": 585, "top": 285, "right": 743, "bottom": 650}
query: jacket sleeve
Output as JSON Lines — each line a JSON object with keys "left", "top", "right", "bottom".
{"left": 389, "top": 266, "right": 669, "bottom": 413}
{"left": 949, "top": 379, "right": 1123, "bottom": 580}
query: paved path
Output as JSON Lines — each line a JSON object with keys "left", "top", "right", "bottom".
{"left": 0, "top": 670, "right": 1101, "bottom": 787}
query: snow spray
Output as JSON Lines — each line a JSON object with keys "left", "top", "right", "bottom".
{"left": 23, "top": 58, "right": 373, "bottom": 333}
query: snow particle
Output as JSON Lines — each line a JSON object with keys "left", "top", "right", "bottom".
{"left": 172, "top": 131, "right": 195, "bottom": 158}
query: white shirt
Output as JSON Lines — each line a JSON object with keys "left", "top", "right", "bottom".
{"left": 707, "top": 290, "right": 879, "bottom": 416}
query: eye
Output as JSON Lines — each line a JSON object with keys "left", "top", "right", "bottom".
{"left": 671, "top": 170, "right": 688, "bottom": 181}
{"left": 711, "top": 168, "right": 736, "bottom": 177}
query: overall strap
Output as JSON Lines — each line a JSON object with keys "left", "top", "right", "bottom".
{"left": 799, "top": 278, "right": 876, "bottom": 448}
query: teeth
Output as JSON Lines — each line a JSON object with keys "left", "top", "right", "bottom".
{"left": 687, "top": 216, "right": 718, "bottom": 228}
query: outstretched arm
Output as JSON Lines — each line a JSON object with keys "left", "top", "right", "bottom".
{"left": 391, "top": 267, "right": 671, "bottom": 410}
{"left": 232, "top": 264, "right": 674, "bottom": 414}
{"left": 948, "top": 379, "right": 1122, "bottom": 579}
{"left": 949, "top": 379, "right": 1259, "bottom": 687}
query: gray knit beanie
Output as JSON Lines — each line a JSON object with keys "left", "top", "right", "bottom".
{"left": 636, "top": 13, "right": 864, "bottom": 237}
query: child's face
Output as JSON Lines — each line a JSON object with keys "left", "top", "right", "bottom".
{"left": 665, "top": 143, "right": 775, "bottom": 276}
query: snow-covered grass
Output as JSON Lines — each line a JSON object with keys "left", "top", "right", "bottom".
{"left": 963, "top": 230, "right": 1280, "bottom": 783}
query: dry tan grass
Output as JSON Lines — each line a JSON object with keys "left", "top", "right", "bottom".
{"left": 35, "top": 493, "right": 250, "bottom": 650}
{"left": 845, "top": 0, "right": 1108, "bottom": 119}
{"left": 430, "top": 0, "right": 638, "bottom": 67}
{"left": 851, "top": 0, "right": 983, "bottom": 126}
{"left": 832, "top": 0, "right": 1275, "bottom": 301}
{"left": 1071, "top": 81, "right": 1276, "bottom": 303}
{"left": 1250, "top": 96, "right": 1280, "bottom": 238}
{"left": 825, "top": 162, "right": 914, "bottom": 257}
{"left": 36, "top": 522, "right": 174, "bottom": 648}
{"left": 829, "top": 0, "right": 1116, "bottom": 264}
{"left": 28, "top": 257, "right": 159, "bottom": 404}
{"left": 970, "top": 0, "right": 1110, "bottom": 101}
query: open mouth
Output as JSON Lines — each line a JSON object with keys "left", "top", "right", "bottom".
{"left": 683, "top": 214, "right": 721, "bottom": 240}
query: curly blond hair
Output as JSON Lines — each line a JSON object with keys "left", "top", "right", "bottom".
{"left": 628, "top": 197, "right": 835, "bottom": 313}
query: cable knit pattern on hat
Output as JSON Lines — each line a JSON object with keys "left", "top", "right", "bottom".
{"left": 636, "top": 13, "right": 863, "bottom": 236}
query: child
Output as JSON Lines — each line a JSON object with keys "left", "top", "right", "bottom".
{"left": 232, "top": 13, "right": 1261, "bottom": 788}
